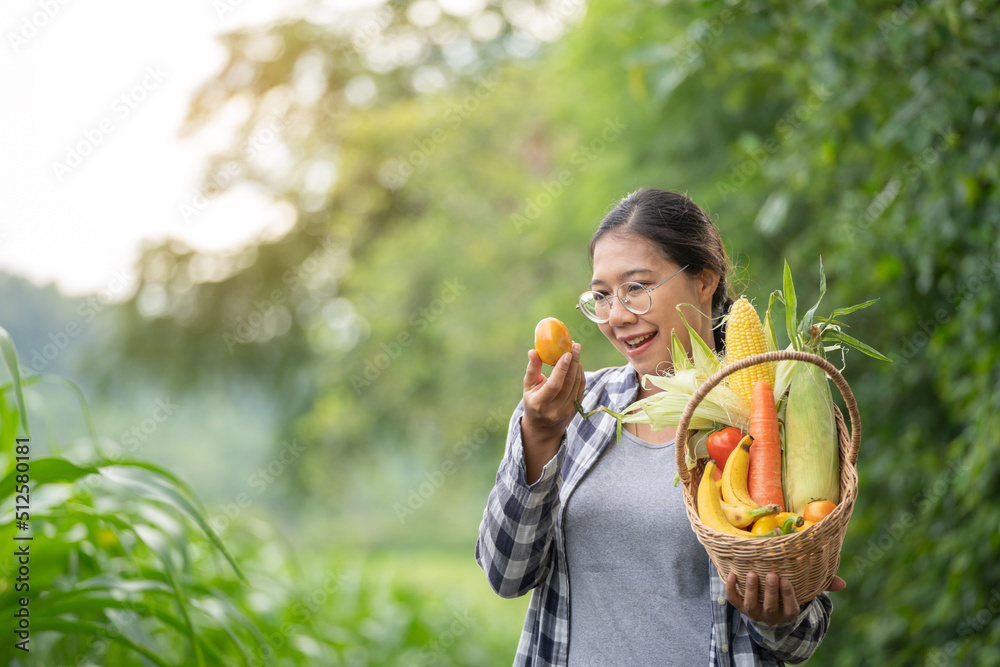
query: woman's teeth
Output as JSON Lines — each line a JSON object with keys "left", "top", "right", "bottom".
{"left": 626, "top": 333, "right": 654, "bottom": 349}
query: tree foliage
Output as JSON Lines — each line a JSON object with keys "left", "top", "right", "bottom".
{"left": 104, "top": 0, "right": 1000, "bottom": 662}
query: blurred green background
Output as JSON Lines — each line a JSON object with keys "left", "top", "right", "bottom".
{"left": 2, "top": 0, "right": 999, "bottom": 664}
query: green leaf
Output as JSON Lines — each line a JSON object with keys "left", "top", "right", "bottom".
{"left": 0, "top": 324, "right": 29, "bottom": 437}
{"left": 156, "top": 544, "right": 207, "bottom": 667}
{"left": 36, "top": 373, "right": 101, "bottom": 448}
{"left": 783, "top": 260, "right": 798, "bottom": 347}
{"left": 824, "top": 330, "right": 893, "bottom": 362}
{"left": 671, "top": 330, "right": 694, "bottom": 371}
{"left": 31, "top": 619, "right": 174, "bottom": 667}
{"left": 675, "top": 305, "right": 721, "bottom": 376}
{"left": 800, "top": 258, "right": 828, "bottom": 339}
{"left": 764, "top": 290, "right": 781, "bottom": 352}
{"left": 98, "top": 464, "right": 247, "bottom": 583}
{"left": 828, "top": 298, "right": 880, "bottom": 320}
{"left": 0, "top": 457, "right": 98, "bottom": 492}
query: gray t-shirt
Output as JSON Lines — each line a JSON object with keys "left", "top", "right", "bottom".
{"left": 564, "top": 427, "right": 712, "bottom": 665}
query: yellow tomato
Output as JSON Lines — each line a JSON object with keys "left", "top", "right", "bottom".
{"left": 795, "top": 520, "right": 815, "bottom": 533}
{"left": 751, "top": 515, "right": 780, "bottom": 535}
{"left": 774, "top": 512, "right": 799, "bottom": 524}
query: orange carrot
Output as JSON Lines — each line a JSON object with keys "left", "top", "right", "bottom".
{"left": 748, "top": 379, "right": 785, "bottom": 511}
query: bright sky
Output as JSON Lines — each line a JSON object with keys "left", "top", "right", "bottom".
{"left": 0, "top": 0, "right": 319, "bottom": 298}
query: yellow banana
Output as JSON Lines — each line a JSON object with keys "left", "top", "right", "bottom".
{"left": 722, "top": 436, "right": 759, "bottom": 510}
{"left": 719, "top": 500, "right": 781, "bottom": 529}
{"left": 697, "top": 460, "right": 754, "bottom": 538}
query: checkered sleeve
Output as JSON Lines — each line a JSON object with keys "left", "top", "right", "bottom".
{"left": 475, "top": 401, "right": 566, "bottom": 599}
{"left": 745, "top": 592, "right": 833, "bottom": 664}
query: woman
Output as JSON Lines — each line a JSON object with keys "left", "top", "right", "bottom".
{"left": 475, "top": 188, "right": 843, "bottom": 666}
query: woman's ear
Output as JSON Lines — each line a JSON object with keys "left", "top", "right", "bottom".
{"left": 698, "top": 269, "right": 721, "bottom": 307}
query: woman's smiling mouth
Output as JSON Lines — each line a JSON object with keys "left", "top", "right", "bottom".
{"left": 620, "top": 331, "right": 657, "bottom": 353}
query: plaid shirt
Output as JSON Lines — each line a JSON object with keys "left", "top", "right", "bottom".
{"left": 475, "top": 364, "right": 833, "bottom": 666}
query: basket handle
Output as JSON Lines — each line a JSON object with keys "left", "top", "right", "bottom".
{"left": 675, "top": 350, "right": 862, "bottom": 483}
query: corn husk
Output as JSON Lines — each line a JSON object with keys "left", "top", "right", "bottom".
{"left": 622, "top": 311, "right": 750, "bottom": 469}
{"left": 782, "top": 359, "right": 840, "bottom": 513}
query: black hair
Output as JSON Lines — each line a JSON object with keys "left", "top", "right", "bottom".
{"left": 589, "top": 188, "right": 736, "bottom": 352}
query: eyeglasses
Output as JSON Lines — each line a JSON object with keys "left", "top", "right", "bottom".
{"left": 576, "top": 265, "right": 689, "bottom": 324}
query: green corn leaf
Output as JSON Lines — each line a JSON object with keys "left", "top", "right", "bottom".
{"left": 814, "top": 315, "right": 849, "bottom": 328}
{"left": 824, "top": 330, "right": 893, "bottom": 362}
{"left": 782, "top": 260, "right": 798, "bottom": 346}
{"left": 31, "top": 619, "right": 174, "bottom": 667}
{"left": 671, "top": 330, "right": 693, "bottom": 371}
{"left": 0, "top": 324, "right": 29, "bottom": 437}
{"left": 202, "top": 584, "right": 281, "bottom": 666}
{"left": 98, "top": 464, "right": 246, "bottom": 583}
{"left": 0, "top": 457, "right": 98, "bottom": 491}
{"left": 157, "top": 546, "right": 207, "bottom": 667}
{"left": 800, "top": 257, "right": 828, "bottom": 338}
{"left": 828, "top": 298, "right": 880, "bottom": 320}
{"left": 675, "top": 305, "right": 721, "bottom": 376}
{"left": 36, "top": 373, "right": 101, "bottom": 447}
{"left": 102, "top": 461, "right": 249, "bottom": 583}
{"left": 764, "top": 290, "right": 781, "bottom": 352}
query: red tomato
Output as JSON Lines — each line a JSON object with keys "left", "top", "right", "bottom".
{"left": 707, "top": 427, "right": 744, "bottom": 476}
{"left": 534, "top": 318, "right": 572, "bottom": 366}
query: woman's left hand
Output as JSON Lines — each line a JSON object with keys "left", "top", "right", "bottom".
{"left": 725, "top": 571, "right": 846, "bottom": 626}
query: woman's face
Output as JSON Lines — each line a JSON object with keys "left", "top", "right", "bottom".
{"left": 590, "top": 233, "right": 718, "bottom": 380}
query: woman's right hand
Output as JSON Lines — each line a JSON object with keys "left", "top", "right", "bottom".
{"left": 521, "top": 341, "right": 584, "bottom": 483}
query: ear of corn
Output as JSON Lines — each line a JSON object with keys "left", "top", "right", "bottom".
{"left": 724, "top": 297, "right": 775, "bottom": 403}
{"left": 783, "top": 359, "right": 840, "bottom": 513}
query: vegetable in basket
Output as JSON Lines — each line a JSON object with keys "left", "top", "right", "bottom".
{"left": 775, "top": 259, "right": 890, "bottom": 514}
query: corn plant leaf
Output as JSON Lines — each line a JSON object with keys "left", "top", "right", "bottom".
{"left": 800, "top": 257, "right": 827, "bottom": 336}
{"left": 685, "top": 429, "right": 711, "bottom": 470}
{"left": 201, "top": 584, "right": 281, "bottom": 667}
{"left": 671, "top": 330, "right": 693, "bottom": 372}
{"left": 98, "top": 464, "right": 247, "bottom": 582}
{"left": 764, "top": 291, "right": 781, "bottom": 352}
{"left": 675, "top": 305, "right": 721, "bottom": 375}
{"left": 827, "top": 298, "right": 880, "bottom": 320}
{"left": 37, "top": 595, "right": 232, "bottom": 667}
{"left": 36, "top": 373, "right": 101, "bottom": 447}
{"left": 31, "top": 619, "right": 174, "bottom": 667}
{"left": 824, "top": 329, "right": 892, "bottom": 362}
{"left": 783, "top": 260, "right": 798, "bottom": 346}
{"left": 0, "top": 324, "right": 29, "bottom": 436}
{"left": 773, "top": 348, "right": 797, "bottom": 401}
{"left": 0, "top": 457, "right": 98, "bottom": 491}
{"left": 154, "top": 541, "right": 207, "bottom": 667}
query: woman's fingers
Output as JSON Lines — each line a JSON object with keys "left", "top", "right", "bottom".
{"left": 524, "top": 348, "right": 572, "bottom": 407}
{"left": 727, "top": 571, "right": 801, "bottom": 626}
{"left": 524, "top": 349, "right": 545, "bottom": 392}
{"left": 744, "top": 571, "right": 759, "bottom": 613}
{"left": 556, "top": 342, "right": 585, "bottom": 410}
{"left": 761, "top": 573, "right": 782, "bottom": 624}
{"left": 780, "top": 576, "right": 799, "bottom": 616}
{"left": 524, "top": 342, "right": 584, "bottom": 420}
{"left": 826, "top": 575, "right": 847, "bottom": 592}
{"left": 725, "top": 572, "right": 744, "bottom": 607}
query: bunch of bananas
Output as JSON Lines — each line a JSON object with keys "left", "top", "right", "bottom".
{"left": 697, "top": 435, "right": 784, "bottom": 538}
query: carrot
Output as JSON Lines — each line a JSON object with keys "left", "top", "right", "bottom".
{"left": 748, "top": 379, "right": 785, "bottom": 511}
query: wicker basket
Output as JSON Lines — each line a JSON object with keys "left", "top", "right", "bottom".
{"left": 674, "top": 350, "right": 861, "bottom": 605}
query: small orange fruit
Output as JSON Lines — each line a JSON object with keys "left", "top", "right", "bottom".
{"left": 534, "top": 317, "right": 572, "bottom": 365}
{"left": 803, "top": 500, "right": 837, "bottom": 524}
